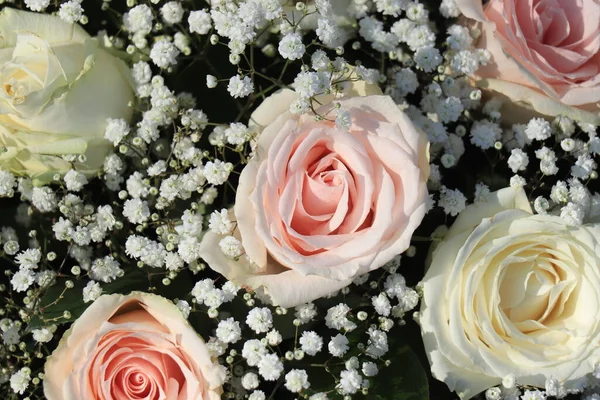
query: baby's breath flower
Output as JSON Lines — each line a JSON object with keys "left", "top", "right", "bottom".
{"left": 216, "top": 318, "right": 242, "bottom": 343}
{"left": 470, "top": 120, "right": 502, "bottom": 150}
{"left": 507, "top": 149, "right": 529, "bottom": 173}
{"left": 227, "top": 75, "right": 254, "bottom": 98}
{"left": 525, "top": 118, "right": 552, "bottom": 141}
{"left": 83, "top": 281, "right": 102, "bottom": 303}
{"left": 285, "top": 369, "right": 310, "bottom": 393}
{"left": 11, "top": 269, "right": 35, "bottom": 292}
{"left": 122, "top": 198, "right": 150, "bottom": 224}
{"left": 10, "top": 368, "right": 30, "bottom": 395}
{"left": 219, "top": 236, "right": 244, "bottom": 259}
{"left": 25, "top": 0, "right": 49, "bottom": 12}
{"left": 258, "top": 353, "right": 284, "bottom": 381}
{"left": 246, "top": 307, "right": 273, "bottom": 334}
{"left": 279, "top": 33, "right": 305, "bottom": 60}
{"left": 124, "top": 4, "right": 153, "bottom": 35}
{"left": 150, "top": 39, "right": 180, "bottom": 68}
{"left": 328, "top": 334, "right": 349, "bottom": 357}
{"left": 248, "top": 391, "right": 267, "bottom": 400}
{"left": 32, "top": 327, "right": 54, "bottom": 343}
{"left": 336, "top": 109, "right": 352, "bottom": 131}
{"left": 242, "top": 372, "right": 260, "bottom": 390}
{"left": 160, "top": 1, "right": 184, "bottom": 24}
{"left": 58, "top": 1, "right": 84, "bottom": 23}
{"left": 300, "top": 331, "right": 323, "bottom": 356}
{"left": 338, "top": 369, "right": 362, "bottom": 394}
{"left": 414, "top": 47, "right": 442, "bottom": 72}
{"left": 438, "top": 187, "right": 467, "bottom": 216}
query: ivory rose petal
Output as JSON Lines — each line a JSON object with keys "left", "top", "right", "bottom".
{"left": 199, "top": 81, "right": 430, "bottom": 308}
{"left": 420, "top": 187, "right": 600, "bottom": 398}
{"left": 44, "top": 292, "right": 225, "bottom": 400}
{"left": 0, "top": 8, "right": 135, "bottom": 185}
{"left": 456, "top": 0, "right": 600, "bottom": 125}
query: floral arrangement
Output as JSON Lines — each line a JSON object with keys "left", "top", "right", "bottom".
{"left": 0, "top": 0, "right": 598, "bottom": 399}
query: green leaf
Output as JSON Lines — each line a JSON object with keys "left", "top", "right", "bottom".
{"left": 25, "top": 267, "right": 149, "bottom": 333}
{"left": 25, "top": 278, "right": 89, "bottom": 333}
{"left": 368, "top": 336, "right": 429, "bottom": 400}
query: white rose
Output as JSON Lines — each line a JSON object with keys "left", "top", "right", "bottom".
{"left": 420, "top": 187, "right": 600, "bottom": 399}
{"left": 0, "top": 8, "right": 135, "bottom": 185}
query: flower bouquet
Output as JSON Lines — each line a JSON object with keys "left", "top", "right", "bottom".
{"left": 0, "top": 0, "right": 598, "bottom": 399}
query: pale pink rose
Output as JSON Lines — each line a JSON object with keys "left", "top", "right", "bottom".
{"left": 456, "top": 0, "right": 600, "bottom": 125}
{"left": 44, "top": 292, "right": 225, "bottom": 400}
{"left": 199, "top": 90, "right": 429, "bottom": 308}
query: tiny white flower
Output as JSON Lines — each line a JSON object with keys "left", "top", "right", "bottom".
{"left": 31, "top": 186, "right": 58, "bottom": 213}
{"left": 161, "top": 1, "right": 184, "bottom": 24}
{"left": 502, "top": 374, "right": 516, "bottom": 389}
{"left": 336, "top": 109, "right": 352, "bottom": 131}
{"left": 227, "top": 75, "right": 254, "bottom": 98}
{"left": 284, "top": 369, "right": 310, "bottom": 393}
{"left": 10, "top": 368, "right": 30, "bottom": 395}
{"left": 485, "top": 387, "right": 502, "bottom": 400}
{"left": 242, "top": 372, "right": 260, "bottom": 390}
{"left": 560, "top": 202, "right": 585, "bottom": 226}
{"left": 325, "top": 304, "right": 356, "bottom": 331}
{"left": 248, "top": 390, "right": 266, "bottom": 400}
{"left": 32, "top": 327, "right": 54, "bottom": 343}
{"left": 279, "top": 33, "right": 305, "bottom": 60}
{"left": 362, "top": 361, "right": 378, "bottom": 377}
{"left": 176, "top": 300, "right": 191, "bottom": 319}
{"left": 328, "top": 333, "right": 349, "bottom": 357}
{"left": 242, "top": 339, "right": 268, "bottom": 366}
{"left": 58, "top": 1, "right": 83, "bottom": 23}
{"left": 64, "top": 169, "right": 88, "bottom": 192}
{"left": 82, "top": 280, "right": 103, "bottom": 303}
{"left": 216, "top": 317, "right": 242, "bottom": 343}
{"left": 438, "top": 187, "right": 467, "bottom": 216}
{"left": 122, "top": 198, "right": 150, "bottom": 224}
{"left": 533, "top": 196, "right": 550, "bottom": 215}
{"left": 150, "top": 39, "right": 180, "bottom": 68}
{"left": 507, "top": 149, "right": 529, "bottom": 173}
{"left": 255, "top": 329, "right": 277, "bottom": 347}
{"left": 338, "top": 369, "right": 362, "bottom": 394}
{"left": 209, "top": 209, "right": 234, "bottom": 235}
{"left": 300, "top": 331, "right": 323, "bottom": 356}
{"left": 25, "top": 0, "right": 49, "bottom": 12}
{"left": 258, "top": 353, "right": 284, "bottom": 381}
{"left": 189, "top": 10, "right": 212, "bottom": 35}
{"left": 372, "top": 293, "right": 392, "bottom": 316}
{"left": 104, "top": 118, "right": 130, "bottom": 146}
{"left": 11, "top": 269, "right": 35, "bottom": 292}
{"left": 509, "top": 175, "right": 526, "bottom": 189}
{"left": 525, "top": 118, "right": 552, "bottom": 141}
{"left": 246, "top": 307, "right": 273, "bottom": 334}
{"left": 219, "top": 236, "right": 244, "bottom": 259}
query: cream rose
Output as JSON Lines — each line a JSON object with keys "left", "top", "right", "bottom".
{"left": 44, "top": 293, "right": 225, "bottom": 400}
{"left": 199, "top": 80, "right": 429, "bottom": 308}
{"left": 420, "top": 187, "right": 600, "bottom": 399}
{"left": 0, "top": 8, "right": 134, "bottom": 185}
{"left": 456, "top": 0, "right": 600, "bottom": 125}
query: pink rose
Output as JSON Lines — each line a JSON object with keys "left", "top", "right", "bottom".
{"left": 44, "top": 293, "right": 225, "bottom": 400}
{"left": 457, "top": 0, "right": 600, "bottom": 125}
{"left": 199, "top": 89, "right": 429, "bottom": 308}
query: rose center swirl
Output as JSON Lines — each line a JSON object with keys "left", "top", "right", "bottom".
{"left": 115, "top": 367, "right": 156, "bottom": 399}
{"left": 496, "top": 245, "right": 577, "bottom": 334}
{"left": 289, "top": 142, "right": 368, "bottom": 237}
